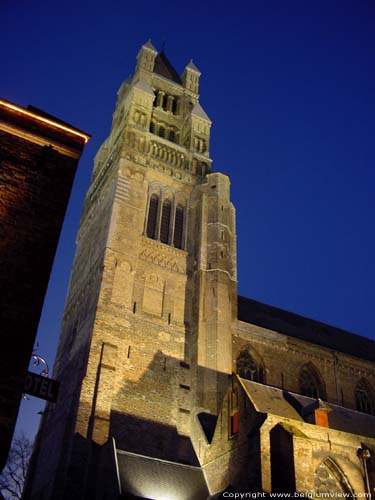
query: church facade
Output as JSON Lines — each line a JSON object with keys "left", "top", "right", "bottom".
{"left": 24, "top": 41, "right": 375, "bottom": 500}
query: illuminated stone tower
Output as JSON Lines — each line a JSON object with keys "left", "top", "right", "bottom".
{"left": 24, "top": 41, "right": 375, "bottom": 500}
{"left": 25, "top": 41, "right": 237, "bottom": 499}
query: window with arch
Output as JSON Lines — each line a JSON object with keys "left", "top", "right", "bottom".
{"left": 160, "top": 199, "right": 171, "bottom": 244}
{"left": 146, "top": 194, "right": 159, "bottom": 239}
{"left": 145, "top": 191, "right": 186, "bottom": 251}
{"left": 299, "top": 364, "right": 325, "bottom": 399}
{"left": 169, "top": 130, "right": 175, "bottom": 143}
{"left": 314, "top": 459, "right": 354, "bottom": 498}
{"left": 173, "top": 205, "right": 184, "bottom": 249}
{"left": 355, "top": 379, "right": 374, "bottom": 415}
{"left": 236, "top": 350, "right": 264, "bottom": 383}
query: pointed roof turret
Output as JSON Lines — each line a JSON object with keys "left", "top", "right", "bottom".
{"left": 182, "top": 59, "right": 201, "bottom": 94}
{"left": 143, "top": 39, "right": 157, "bottom": 52}
{"left": 136, "top": 40, "right": 157, "bottom": 75}
{"left": 186, "top": 59, "right": 201, "bottom": 75}
{"left": 154, "top": 50, "right": 182, "bottom": 84}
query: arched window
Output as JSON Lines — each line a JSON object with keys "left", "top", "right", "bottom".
{"left": 146, "top": 194, "right": 159, "bottom": 239}
{"left": 173, "top": 205, "right": 184, "bottom": 249}
{"left": 172, "top": 98, "right": 178, "bottom": 114}
{"left": 314, "top": 459, "right": 354, "bottom": 498}
{"left": 160, "top": 200, "right": 171, "bottom": 244}
{"left": 236, "top": 350, "right": 264, "bottom": 383}
{"left": 355, "top": 379, "right": 374, "bottom": 415}
{"left": 299, "top": 364, "right": 324, "bottom": 399}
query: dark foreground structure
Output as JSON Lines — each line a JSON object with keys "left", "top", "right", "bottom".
{"left": 0, "top": 99, "right": 89, "bottom": 473}
{"left": 24, "top": 43, "right": 375, "bottom": 499}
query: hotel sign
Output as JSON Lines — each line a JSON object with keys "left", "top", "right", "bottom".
{"left": 24, "top": 371, "right": 60, "bottom": 403}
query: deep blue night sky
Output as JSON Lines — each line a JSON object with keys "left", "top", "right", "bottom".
{"left": 3, "top": 0, "right": 375, "bottom": 439}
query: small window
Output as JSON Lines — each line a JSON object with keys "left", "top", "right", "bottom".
{"left": 149, "top": 121, "right": 155, "bottom": 134}
{"left": 146, "top": 194, "right": 159, "bottom": 239}
{"left": 169, "top": 130, "right": 175, "bottom": 143}
{"left": 162, "top": 94, "right": 168, "bottom": 111}
{"left": 159, "top": 126, "right": 165, "bottom": 138}
{"left": 172, "top": 98, "right": 178, "bottom": 114}
{"left": 173, "top": 205, "right": 184, "bottom": 249}
{"left": 355, "top": 379, "right": 374, "bottom": 415}
{"left": 299, "top": 364, "right": 324, "bottom": 399}
{"left": 236, "top": 350, "right": 264, "bottom": 383}
{"left": 160, "top": 200, "right": 171, "bottom": 244}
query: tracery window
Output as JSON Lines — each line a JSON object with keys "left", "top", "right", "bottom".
{"left": 236, "top": 350, "right": 264, "bottom": 383}
{"left": 299, "top": 364, "right": 324, "bottom": 399}
{"left": 314, "top": 459, "right": 354, "bottom": 498}
{"left": 355, "top": 379, "right": 374, "bottom": 415}
{"left": 146, "top": 194, "right": 159, "bottom": 239}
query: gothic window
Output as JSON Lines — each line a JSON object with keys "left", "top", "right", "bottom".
{"left": 314, "top": 459, "right": 354, "bottom": 498}
{"left": 355, "top": 379, "right": 374, "bottom": 415}
{"left": 173, "top": 205, "right": 184, "bottom": 249}
{"left": 160, "top": 200, "right": 171, "bottom": 244}
{"left": 236, "top": 350, "right": 264, "bottom": 383}
{"left": 299, "top": 364, "right": 324, "bottom": 399}
{"left": 159, "top": 126, "right": 165, "bottom": 138}
{"left": 169, "top": 130, "right": 175, "bottom": 143}
{"left": 149, "top": 121, "right": 155, "bottom": 134}
{"left": 146, "top": 194, "right": 159, "bottom": 239}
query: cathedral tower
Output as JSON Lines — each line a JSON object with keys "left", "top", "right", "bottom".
{"left": 25, "top": 41, "right": 237, "bottom": 500}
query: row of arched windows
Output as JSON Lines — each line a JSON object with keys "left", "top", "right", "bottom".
{"left": 146, "top": 193, "right": 185, "bottom": 250}
{"left": 149, "top": 120, "right": 178, "bottom": 144}
{"left": 153, "top": 90, "right": 180, "bottom": 115}
{"left": 235, "top": 349, "right": 375, "bottom": 415}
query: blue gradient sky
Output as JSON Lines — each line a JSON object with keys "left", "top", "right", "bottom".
{"left": 3, "top": 0, "right": 375, "bottom": 439}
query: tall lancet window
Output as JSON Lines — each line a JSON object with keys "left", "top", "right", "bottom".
{"left": 146, "top": 194, "right": 159, "bottom": 239}
{"left": 160, "top": 200, "right": 171, "bottom": 244}
{"left": 173, "top": 205, "right": 184, "bottom": 249}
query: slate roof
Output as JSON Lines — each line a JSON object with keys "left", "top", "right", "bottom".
{"left": 116, "top": 449, "right": 209, "bottom": 500}
{"left": 239, "top": 378, "right": 375, "bottom": 438}
{"left": 154, "top": 50, "right": 182, "bottom": 84}
{"left": 238, "top": 295, "right": 375, "bottom": 363}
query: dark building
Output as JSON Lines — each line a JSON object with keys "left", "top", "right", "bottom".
{"left": 0, "top": 98, "right": 89, "bottom": 473}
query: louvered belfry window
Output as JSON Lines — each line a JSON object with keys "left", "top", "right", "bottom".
{"left": 146, "top": 194, "right": 159, "bottom": 239}
{"left": 160, "top": 200, "right": 171, "bottom": 244}
{"left": 173, "top": 205, "right": 184, "bottom": 249}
